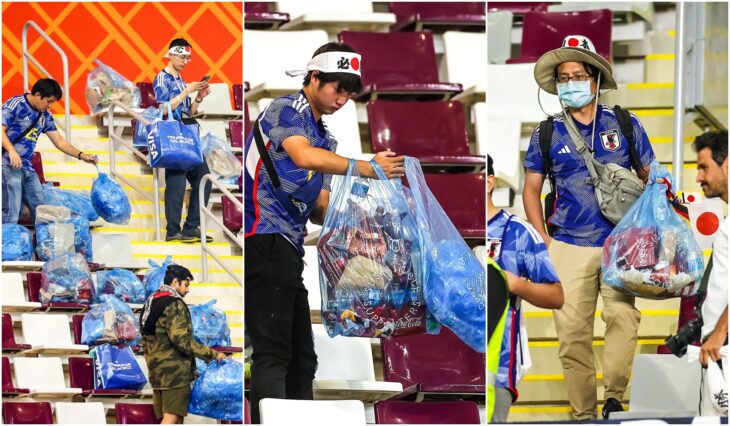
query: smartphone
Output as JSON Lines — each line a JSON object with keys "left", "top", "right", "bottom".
{"left": 200, "top": 75, "right": 211, "bottom": 83}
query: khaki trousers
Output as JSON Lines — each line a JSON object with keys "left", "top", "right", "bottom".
{"left": 548, "top": 239, "right": 641, "bottom": 420}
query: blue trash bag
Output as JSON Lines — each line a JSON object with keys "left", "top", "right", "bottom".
{"left": 43, "top": 183, "right": 99, "bottom": 221}
{"left": 195, "top": 357, "right": 208, "bottom": 378}
{"left": 403, "top": 157, "right": 485, "bottom": 353}
{"left": 190, "top": 300, "right": 232, "bottom": 347}
{"left": 2, "top": 224, "right": 34, "bottom": 261}
{"left": 147, "top": 102, "right": 204, "bottom": 171}
{"left": 317, "top": 159, "right": 427, "bottom": 339}
{"left": 133, "top": 106, "right": 162, "bottom": 148}
{"left": 200, "top": 132, "right": 241, "bottom": 178}
{"left": 85, "top": 59, "right": 141, "bottom": 114}
{"left": 188, "top": 359, "right": 243, "bottom": 421}
{"left": 82, "top": 294, "right": 140, "bottom": 345}
{"left": 35, "top": 204, "right": 93, "bottom": 262}
{"left": 90, "top": 343, "right": 146, "bottom": 390}
{"left": 91, "top": 169, "right": 131, "bottom": 225}
{"left": 96, "top": 269, "right": 145, "bottom": 304}
{"left": 40, "top": 253, "right": 95, "bottom": 304}
{"left": 143, "top": 256, "right": 173, "bottom": 298}
{"left": 602, "top": 161, "right": 704, "bottom": 299}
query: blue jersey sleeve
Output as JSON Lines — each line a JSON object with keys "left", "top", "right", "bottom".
{"left": 523, "top": 125, "right": 547, "bottom": 174}
{"left": 2, "top": 100, "right": 17, "bottom": 128}
{"left": 508, "top": 219, "right": 561, "bottom": 284}
{"left": 42, "top": 113, "right": 57, "bottom": 133}
{"left": 153, "top": 73, "right": 172, "bottom": 103}
{"left": 264, "top": 104, "right": 308, "bottom": 152}
{"left": 630, "top": 113, "right": 655, "bottom": 168}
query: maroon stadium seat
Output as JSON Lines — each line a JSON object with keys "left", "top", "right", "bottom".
{"left": 423, "top": 173, "right": 486, "bottom": 239}
{"left": 381, "top": 327, "right": 486, "bottom": 396}
{"left": 115, "top": 403, "right": 159, "bottom": 424}
{"left": 374, "top": 401, "right": 481, "bottom": 424}
{"left": 2, "top": 314, "right": 30, "bottom": 353}
{"left": 17, "top": 152, "right": 58, "bottom": 225}
{"left": 507, "top": 9, "right": 613, "bottom": 64}
{"left": 2, "top": 357, "right": 29, "bottom": 396}
{"left": 229, "top": 120, "right": 244, "bottom": 149}
{"left": 222, "top": 196, "right": 243, "bottom": 233}
{"left": 233, "top": 84, "right": 244, "bottom": 111}
{"left": 367, "top": 100, "right": 484, "bottom": 169}
{"left": 2, "top": 402, "right": 53, "bottom": 424}
{"left": 26, "top": 272, "right": 89, "bottom": 311}
{"left": 244, "top": 2, "right": 289, "bottom": 30}
{"left": 136, "top": 82, "right": 157, "bottom": 109}
{"left": 244, "top": 396, "right": 251, "bottom": 424}
{"left": 338, "top": 31, "right": 462, "bottom": 102}
{"left": 487, "top": 2, "right": 552, "bottom": 15}
{"left": 389, "top": 2, "right": 486, "bottom": 32}
{"left": 69, "top": 356, "right": 137, "bottom": 398}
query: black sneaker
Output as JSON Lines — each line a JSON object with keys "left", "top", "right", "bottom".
{"left": 602, "top": 397, "right": 625, "bottom": 419}
{"left": 181, "top": 228, "right": 214, "bottom": 243}
{"left": 165, "top": 233, "right": 196, "bottom": 243}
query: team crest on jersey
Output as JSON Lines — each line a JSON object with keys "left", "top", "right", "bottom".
{"left": 39, "top": 115, "right": 46, "bottom": 128}
{"left": 487, "top": 237, "right": 502, "bottom": 259}
{"left": 600, "top": 130, "right": 621, "bottom": 152}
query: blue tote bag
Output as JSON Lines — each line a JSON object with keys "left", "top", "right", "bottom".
{"left": 90, "top": 343, "right": 147, "bottom": 390}
{"left": 147, "top": 102, "right": 204, "bottom": 170}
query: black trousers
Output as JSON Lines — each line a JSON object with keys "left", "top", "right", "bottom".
{"left": 164, "top": 162, "right": 211, "bottom": 235}
{"left": 244, "top": 234, "right": 318, "bottom": 424}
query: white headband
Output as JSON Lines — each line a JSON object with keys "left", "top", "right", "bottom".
{"left": 165, "top": 45, "right": 192, "bottom": 58}
{"left": 285, "top": 51, "right": 362, "bottom": 77}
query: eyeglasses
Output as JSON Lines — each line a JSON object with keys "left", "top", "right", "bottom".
{"left": 173, "top": 54, "right": 192, "bottom": 62}
{"left": 556, "top": 74, "right": 593, "bottom": 84}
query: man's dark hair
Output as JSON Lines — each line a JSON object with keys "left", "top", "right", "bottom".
{"left": 168, "top": 38, "right": 191, "bottom": 50}
{"left": 487, "top": 155, "right": 494, "bottom": 177}
{"left": 692, "top": 130, "right": 728, "bottom": 166}
{"left": 554, "top": 62, "right": 600, "bottom": 81}
{"left": 303, "top": 42, "right": 363, "bottom": 94}
{"left": 164, "top": 264, "right": 194, "bottom": 285}
{"left": 31, "top": 78, "right": 62, "bottom": 100}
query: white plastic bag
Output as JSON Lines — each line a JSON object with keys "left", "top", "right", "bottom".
{"left": 687, "top": 345, "right": 728, "bottom": 415}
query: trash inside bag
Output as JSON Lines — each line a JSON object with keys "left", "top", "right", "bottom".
{"left": 201, "top": 132, "right": 242, "bottom": 178}
{"left": 96, "top": 269, "right": 145, "bottom": 304}
{"left": 82, "top": 294, "right": 140, "bottom": 345}
{"left": 143, "top": 256, "right": 173, "bottom": 298}
{"left": 85, "top": 59, "right": 141, "bottom": 114}
{"left": 40, "top": 253, "right": 95, "bottom": 304}
{"left": 188, "top": 359, "right": 243, "bottom": 421}
{"left": 2, "top": 224, "right": 34, "bottom": 261}
{"left": 91, "top": 170, "right": 131, "bottom": 225}
{"left": 190, "top": 300, "right": 232, "bottom": 347}
{"left": 35, "top": 204, "right": 93, "bottom": 262}
{"left": 43, "top": 183, "right": 99, "bottom": 222}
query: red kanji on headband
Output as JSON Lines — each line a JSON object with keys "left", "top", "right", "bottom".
{"left": 351, "top": 57, "right": 360, "bottom": 71}
{"left": 568, "top": 37, "right": 580, "bottom": 47}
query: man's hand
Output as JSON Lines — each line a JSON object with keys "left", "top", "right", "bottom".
{"left": 185, "top": 81, "right": 207, "bottom": 96}
{"left": 197, "top": 84, "right": 211, "bottom": 99}
{"left": 7, "top": 149, "right": 21, "bottom": 168}
{"left": 372, "top": 150, "right": 404, "bottom": 179}
{"left": 215, "top": 351, "right": 227, "bottom": 365}
{"left": 700, "top": 328, "right": 726, "bottom": 367}
{"left": 80, "top": 153, "right": 99, "bottom": 165}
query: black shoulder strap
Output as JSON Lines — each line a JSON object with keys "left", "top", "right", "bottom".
{"left": 252, "top": 118, "right": 282, "bottom": 189}
{"left": 2, "top": 111, "right": 41, "bottom": 155}
{"left": 539, "top": 116, "right": 555, "bottom": 187}
{"left": 613, "top": 105, "right": 642, "bottom": 172}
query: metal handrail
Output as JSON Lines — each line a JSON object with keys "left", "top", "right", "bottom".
{"left": 672, "top": 3, "right": 687, "bottom": 192}
{"left": 22, "top": 20, "right": 70, "bottom": 141}
{"left": 107, "top": 100, "right": 161, "bottom": 240}
{"left": 199, "top": 174, "right": 243, "bottom": 285}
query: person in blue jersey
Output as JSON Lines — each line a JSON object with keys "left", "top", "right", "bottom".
{"left": 522, "top": 35, "right": 655, "bottom": 420}
{"left": 2, "top": 78, "right": 98, "bottom": 224}
{"left": 487, "top": 155, "right": 563, "bottom": 422}
{"left": 244, "top": 42, "right": 404, "bottom": 424}
{"left": 153, "top": 38, "right": 212, "bottom": 243}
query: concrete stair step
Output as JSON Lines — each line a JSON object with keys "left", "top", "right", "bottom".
{"left": 602, "top": 83, "right": 674, "bottom": 109}
{"left": 132, "top": 253, "right": 242, "bottom": 272}
{"left": 645, "top": 54, "right": 675, "bottom": 83}
{"left": 130, "top": 241, "right": 233, "bottom": 257}
{"left": 507, "top": 403, "right": 617, "bottom": 423}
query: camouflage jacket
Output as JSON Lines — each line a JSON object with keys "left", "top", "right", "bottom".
{"left": 142, "top": 299, "right": 217, "bottom": 389}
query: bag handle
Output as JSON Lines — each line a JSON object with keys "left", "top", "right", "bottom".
{"left": 563, "top": 113, "right": 602, "bottom": 185}
{"left": 164, "top": 101, "right": 174, "bottom": 121}
{"left": 368, "top": 158, "right": 389, "bottom": 181}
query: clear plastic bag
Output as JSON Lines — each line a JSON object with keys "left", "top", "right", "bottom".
{"left": 317, "top": 159, "right": 427, "bottom": 338}
{"left": 43, "top": 183, "right": 99, "bottom": 222}
{"left": 40, "top": 253, "right": 95, "bottom": 304}
{"left": 85, "top": 59, "right": 141, "bottom": 114}
{"left": 188, "top": 359, "right": 243, "bottom": 421}
{"left": 81, "top": 294, "right": 140, "bottom": 345}
{"left": 91, "top": 170, "right": 131, "bottom": 225}
{"left": 189, "top": 300, "right": 231, "bottom": 347}
{"left": 143, "top": 256, "right": 173, "bottom": 298}
{"left": 404, "top": 157, "right": 486, "bottom": 353}
{"left": 200, "top": 132, "right": 242, "bottom": 178}
{"left": 2, "top": 224, "right": 34, "bottom": 261}
{"left": 35, "top": 205, "right": 76, "bottom": 261}
{"left": 602, "top": 161, "right": 704, "bottom": 299}
{"left": 96, "top": 269, "right": 145, "bottom": 304}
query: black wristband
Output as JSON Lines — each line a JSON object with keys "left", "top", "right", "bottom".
{"left": 77, "top": 151, "right": 83, "bottom": 160}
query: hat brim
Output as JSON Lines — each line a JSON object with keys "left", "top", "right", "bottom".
{"left": 534, "top": 47, "right": 617, "bottom": 95}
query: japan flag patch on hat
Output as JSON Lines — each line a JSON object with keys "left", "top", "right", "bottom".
{"left": 562, "top": 35, "right": 597, "bottom": 54}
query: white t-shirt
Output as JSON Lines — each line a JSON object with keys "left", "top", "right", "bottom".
{"left": 701, "top": 215, "right": 729, "bottom": 340}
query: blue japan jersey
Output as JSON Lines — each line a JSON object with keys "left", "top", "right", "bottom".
{"left": 153, "top": 69, "right": 191, "bottom": 121}
{"left": 488, "top": 209, "right": 560, "bottom": 397}
{"left": 524, "top": 105, "right": 655, "bottom": 247}
{"left": 244, "top": 91, "right": 337, "bottom": 255}
{"left": 2, "top": 94, "right": 57, "bottom": 171}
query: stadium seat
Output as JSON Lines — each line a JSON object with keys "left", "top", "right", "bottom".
{"left": 199, "top": 83, "right": 240, "bottom": 117}
{"left": 367, "top": 100, "right": 484, "bottom": 170}
{"left": 222, "top": 196, "right": 243, "bottom": 233}
{"left": 21, "top": 313, "right": 88, "bottom": 355}
{"left": 338, "top": 31, "right": 463, "bottom": 102}
{"left": 136, "top": 82, "right": 157, "bottom": 109}
{"left": 244, "top": 2, "right": 290, "bottom": 30}
{"left": 487, "top": 63, "right": 562, "bottom": 124}
{"left": 322, "top": 101, "right": 368, "bottom": 160}
{"left": 199, "top": 119, "right": 229, "bottom": 143}
{"left": 277, "top": 1, "right": 395, "bottom": 33}
{"left": 55, "top": 402, "right": 107, "bottom": 424}
{"left": 472, "top": 102, "right": 487, "bottom": 156}
{"left": 230, "top": 120, "right": 244, "bottom": 150}
{"left": 31, "top": 152, "right": 58, "bottom": 186}
{"left": 13, "top": 357, "right": 81, "bottom": 397}
{"left": 91, "top": 234, "right": 140, "bottom": 270}
{"left": 312, "top": 324, "right": 403, "bottom": 401}
{"left": 69, "top": 356, "right": 138, "bottom": 398}
{"left": 2, "top": 357, "right": 29, "bottom": 396}
{"left": 440, "top": 31, "right": 486, "bottom": 105}
{"left": 485, "top": 117, "right": 521, "bottom": 190}
{"left": 487, "top": 11, "right": 513, "bottom": 64}
{"left": 374, "top": 400, "right": 481, "bottom": 424}
{"left": 26, "top": 272, "right": 89, "bottom": 311}
{"left": 115, "top": 403, "right": 159, "bottom": 424}
{"left": 507, "top": 10, "right": 613, "bottom": 64}
{"left": 2, "top": 401, "right": 53, "bottom": 424}
{"left": 2, "top": 314, "right": 30, "bottom": 352}
{"left": 244, "top": 397, "right": 251, "bottom": 424}
{"left": 389, "top": 2, "right": 486, "bottom": 32}
{"left": 381, "top": 327, "right": 486, "bottom": 398}
{"left": 487, "top": 2, "right": 551, "bottom": 16}
{"left": 2, "top": 273, "right": 41, "bottom": 312}
{"left": 423, "top": 172, "right": 486, "bottom": 239}
{"left": 259, "top": 399, "right": 366, "bottom": 425}
{"left": 233, "top": 83, "right": 244, "bottom": 111}
{"left": 547, "top": 2, "right": 655, "bottom": 28}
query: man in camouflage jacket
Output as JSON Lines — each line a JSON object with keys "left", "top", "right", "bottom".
{"left": 140, "top": 264, "right": 226, "bottom": 424}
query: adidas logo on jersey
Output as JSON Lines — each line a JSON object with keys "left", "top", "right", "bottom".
{"left": 557, "top": 146, "right": 571, "bottom": 155}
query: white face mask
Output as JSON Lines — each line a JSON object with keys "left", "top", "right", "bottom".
{"left": 556, "top": 80, "right": 595, "bottom": 109}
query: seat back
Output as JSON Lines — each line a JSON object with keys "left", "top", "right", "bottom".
{"left": 487, "top": 2, "right": 551, "bottom": 15}
{"left": 390, "top": 2, "right": 486, "bottom": 21}
{"left": 25, "top": 272, "right": 41, "bottom": 303}
{"left": 627, "top": 354, "right": 701, "bottom": 412}
{"left": 259, "top": 399, "right": 366, "bottom": 425}
{"left": 312, "top": 324, "right": 376, "bottom": 381}
{"left": 277, "top": 1, "right": 375, "bottom": 16}
{"left": 91, "top": 233, "right": 134, "bottom": 266}
{"left": 55, "top": 402, "right": 107, "bottom": 424}
{"left": 244, "top": 2, "right": 269, "bottom": 13}
{"left": 423, "top": 173, "right": 486, "bottom": 237}
{"left": 230, "top": 120, "right": 244, "bottom": 149}
{"left": 136, "top": 82, "right": 157, "bottom": 109}
{"left": 2, "top": 402, "right": 53, "bottom": 424}
{"left": 2, "top": 357, "right": 14, "bottom": 390}
{"left": 381, "top": 327, "right": 485, "bottom": 389}
{"left": 31, "top": 152, "right": 48, "bottom": 184}
{"left": 3, "top": 273, "right": 26, "bottom": 303}
{"left": 68, "top": 357, "right": 93, "bottom": 390}
{"left": 115, "top": 403, "right": 158, "bottom": 424}
{"left": 374, "top": 401, "right": 481, "bottom": 424}
{"left": 487, "top": 63, "right": 561, "bottom": 123}
{"left": 243, "top": 94, "right": 252, "bottom": 139}
{"left": 202, "top": 83, "right": 235, "bottom": 114}
{"left": 367, "top": 100, "right": 469, "bottom": 157}
{"left": 14, "top": 357, "right": 68, "bottom": 389}
{"left": 232, "top": 84, "right": 244, "bottom": 111}
{"left": 321, "top": 101, "right": 365, "bottom": 160}
{"left": 222, "top": 196, "right": 243, "bottom": 232}
{"left": 2, "top": 314, "right": 18, "bottom": 347}
{"left": 21, "top": 313, "right": 74, "bottom": 346}
{"left": 472, "top": 102, "right": 487, "bottom": 155}
{"left": 200, "top": 120, "right": 229, "bottom": 143}
{"left": 487, "top": 11, "right": 514, "bottom": 64}
{"left": 441, "top": 31, "right": 487, "bottom": 88}
{"left": 339, "top": 31, "right": 440, "bottom": 87}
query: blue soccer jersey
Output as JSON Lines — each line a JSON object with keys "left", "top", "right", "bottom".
{"left": 488, "top": 209, "right": 561, "bottom": 398}
{"left": 244, "top": 91, "right": 337, "bottom": 255}
{"left": 524, "top": 104, "right": 655, "bottom": 247}
{"left": 153, "top": 69, "right": 191, "bottom": 120}
{"left": 2, "top": 94, "right": 57, "bottom": 171}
